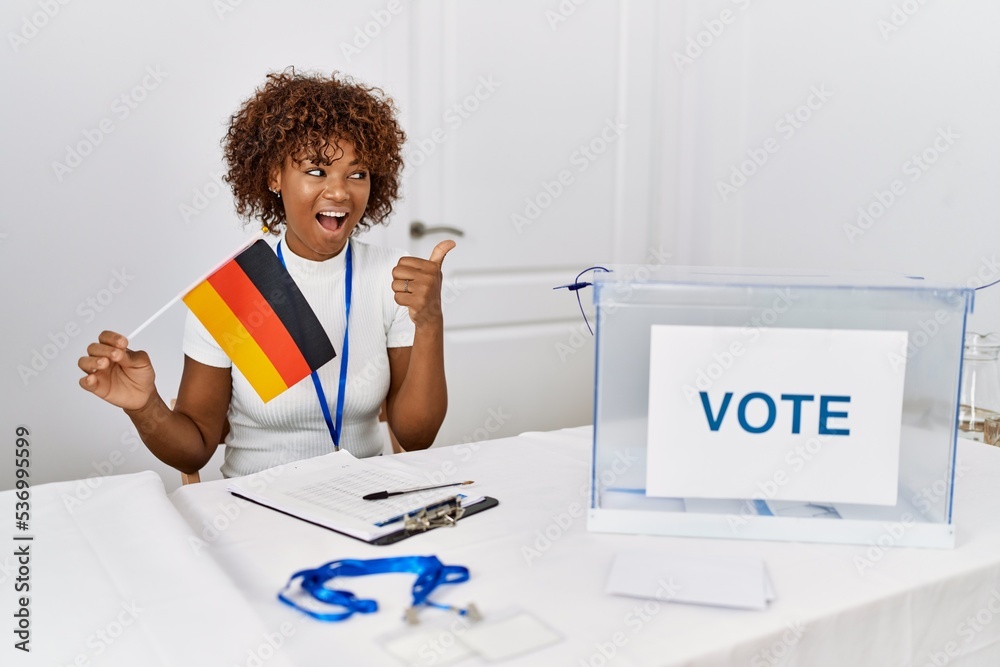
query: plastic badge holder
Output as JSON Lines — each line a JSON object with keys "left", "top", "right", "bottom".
{"left": 588, "top": 266, "right": 973, "bottom": 548}
{"left": 380, "top": 608, "right": 562, "bottom": 666}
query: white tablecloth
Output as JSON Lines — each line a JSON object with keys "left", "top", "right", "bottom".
{"left": 165, "top": 427, "right": 1000, "bottom": 667}
{"left": 0, "top": 471, "right": 295, "bottom": 667}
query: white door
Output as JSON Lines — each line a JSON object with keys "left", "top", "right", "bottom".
{"left": 380, "top": 1, "right": 664, "bottom": 446}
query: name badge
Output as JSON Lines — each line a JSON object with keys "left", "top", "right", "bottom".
{"left": 645, "top": 325, "right": 908, "bottom": 506}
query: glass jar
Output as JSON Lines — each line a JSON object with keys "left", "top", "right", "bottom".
{"left": 958, "top": 332, "right": 1000, "bottom": 441}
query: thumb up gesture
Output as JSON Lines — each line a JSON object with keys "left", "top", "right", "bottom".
{"left": 391, "top": 241, "right": 455, "bottom": 329}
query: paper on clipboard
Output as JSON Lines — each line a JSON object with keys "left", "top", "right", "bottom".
{"left": 227, "top": 450, "right": 484, "bottom": 542}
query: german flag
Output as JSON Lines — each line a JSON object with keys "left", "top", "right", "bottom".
{"left": 183, "top": 240, "right": 335, "bottom": 402}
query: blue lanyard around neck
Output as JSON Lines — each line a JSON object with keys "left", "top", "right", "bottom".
{"left": 276, "top": 239, "right": 352, "bottom": 451}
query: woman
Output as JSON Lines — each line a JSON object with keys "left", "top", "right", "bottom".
{"left": 78, "top": 69, "right": 452, "bottom": 477}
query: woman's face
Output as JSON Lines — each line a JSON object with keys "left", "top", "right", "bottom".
{"left": 271, "top": 139, "right": 371, "bottom": 261}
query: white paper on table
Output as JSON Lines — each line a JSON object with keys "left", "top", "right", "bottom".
{"left": 646, "top": 325, "right": 908, "bottom": 506}
{"left": 606, "top": 549, "right": 774, "bottom": 611}
{"left": 4, "top": 471, "right": 297, "bottom": 667}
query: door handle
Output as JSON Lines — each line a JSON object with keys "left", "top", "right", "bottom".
{"left": 409, "top": 221, "right": 466, "bottom": 239}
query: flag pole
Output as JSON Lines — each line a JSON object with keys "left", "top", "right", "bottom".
{"left": 126, "top": 293, "right": 185, "bottom": 341}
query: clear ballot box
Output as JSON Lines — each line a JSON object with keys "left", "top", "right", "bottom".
{"left": 588, "top": 266, "right": 974, "bottom": 548}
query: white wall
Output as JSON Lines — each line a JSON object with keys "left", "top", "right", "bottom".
{"left": 660, "top": 0, "right": 1000, "bottom": 331}
{"left": 2, "top": 0, "right": 997, "bottom": 492}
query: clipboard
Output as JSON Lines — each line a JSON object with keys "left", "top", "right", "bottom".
{"left": 229, "top": 491, "right": 500, "bottom": 546}
{"left": 226, "top": 450, "right": 499, "bottom": 545}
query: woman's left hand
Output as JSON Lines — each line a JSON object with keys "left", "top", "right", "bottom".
{"left": 392, "top": 240, "right": 456, "bottom": 329}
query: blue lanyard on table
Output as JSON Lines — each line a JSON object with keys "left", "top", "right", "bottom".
{"left": 278, "top": 556, "right": 475, "bottom": 623}
{"left": 276, "top": 239, "right": 352, "bottom": 451}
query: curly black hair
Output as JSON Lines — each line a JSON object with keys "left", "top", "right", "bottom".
{"left": 222, "top": 68, "right": 406, "bottom": 235}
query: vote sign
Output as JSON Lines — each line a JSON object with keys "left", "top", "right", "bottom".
{"left": 645, "top": 325, "right": 908, "bottom": 506}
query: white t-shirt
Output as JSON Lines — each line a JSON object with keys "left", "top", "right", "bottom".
{"left": 182, "top": 235, "right": 415, "bottom": 477}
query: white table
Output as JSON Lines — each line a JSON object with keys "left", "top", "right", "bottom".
{"left": 163, "top": 427, "right": 1000, "bottom": 667}
{"left": 0, "top": 470, "right": 296, "bottom": 667}
{"left": 6, "top": 428, "right": 1000, "bottom": 666}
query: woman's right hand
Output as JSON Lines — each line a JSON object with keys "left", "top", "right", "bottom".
{"left": 78, "top": 331, "right": 156, "bottom": 411}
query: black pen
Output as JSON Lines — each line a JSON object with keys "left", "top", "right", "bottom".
{"left": 362, "top": 481, "right": 474, "bottom": 501}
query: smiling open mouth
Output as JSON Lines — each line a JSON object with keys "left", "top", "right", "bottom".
{"left": 316, "top": 211, "right": 348, "bottom": 232}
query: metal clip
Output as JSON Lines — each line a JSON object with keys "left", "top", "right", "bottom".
{"left": 404, "top": 602, "right": 480, "bottom": 625}
{"left": 464, "top": 603, "right": 482, "bottom": 623}
{"left": 403, "top": 496, "right": 465, "bottom": 533}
